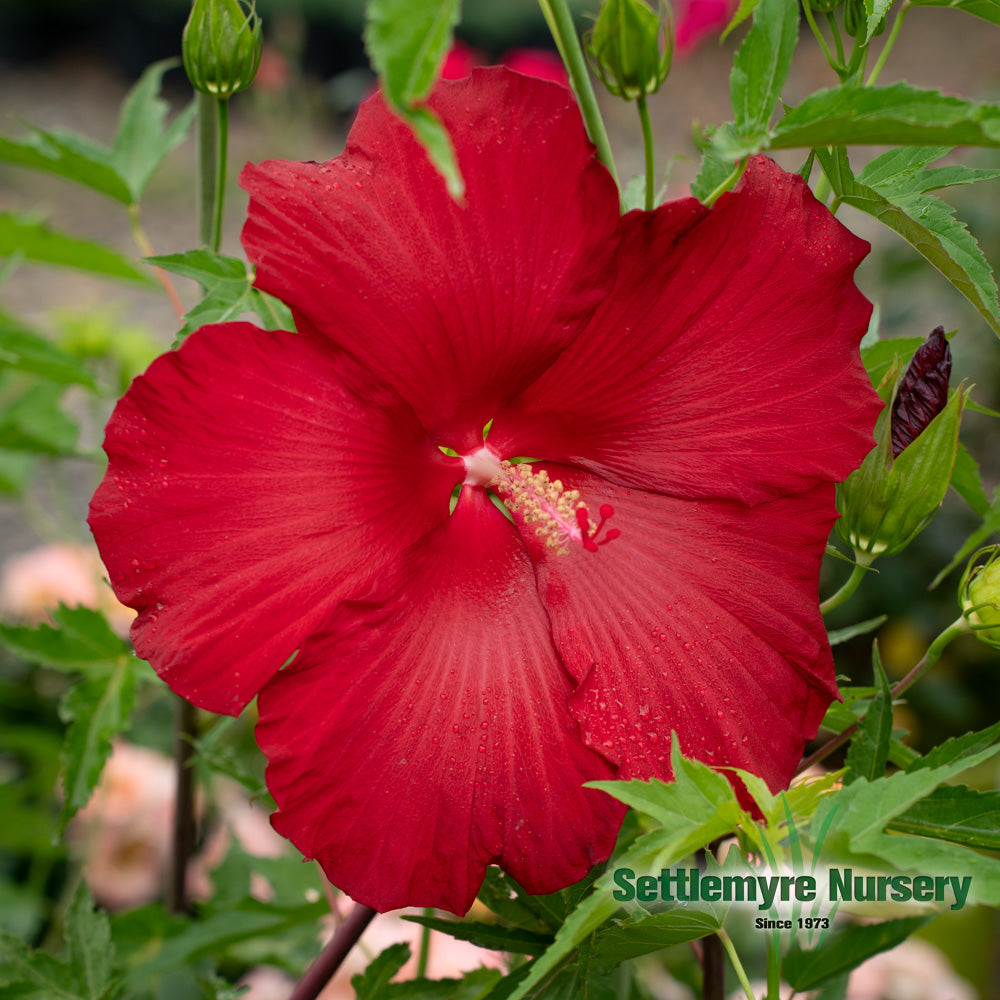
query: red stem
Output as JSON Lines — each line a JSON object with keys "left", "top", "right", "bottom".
{"left": 289, "top": 903, "right": 378, "bottom": 1000}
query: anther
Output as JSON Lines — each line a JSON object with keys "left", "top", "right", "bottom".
{"left": 489, "top": 460, "right": 619, "bottom": 556}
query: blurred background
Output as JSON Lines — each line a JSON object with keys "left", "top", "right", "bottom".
{"left": 1, "top": 1, "right": 1000, "bottom": 997}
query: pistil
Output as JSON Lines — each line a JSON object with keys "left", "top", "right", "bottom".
{"left": 462, "top": 447, "right": 619, "bottom": 555}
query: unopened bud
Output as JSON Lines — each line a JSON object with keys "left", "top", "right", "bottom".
{"left": 960, "top": 546, "right": 1000, "bottom": 648}
{"left": 585, "top": 0, "right": 672, "bottom": 101}
{"left": 183, "top": 0, "right": 263, "bottom": 98}
{"left": 837, "top": 330, "right": 965, "bottom": 558}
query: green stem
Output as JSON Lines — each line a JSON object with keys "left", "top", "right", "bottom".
{"left": 637, "top": 95, "right": 655, "bottom": 211}
{"left": 416, "top": 909, "right": 433, "bottom": 978}
{"left": 797, "top": 615, "right": 971, "bottom": 774}
{"left": 539, "top": 0, "right": 620, "bottom": 189}
{"left": 211, "top": 97, "right": 230, "bottom": 252}
{"left": 801, "top": 0, "right": 840, "bottom": 75}
{"left": 865, "top": 2, "right": 910, "bottom": 86}
{"left": 717, "top": 928, "right": 758, "bottom": 1000}
{"left": 196, "top": 91, "right": 217, "bottom": 248}
{"left": 819, "top": 551, "right": 875, "bottom": 615}
{"left": 765, "top": 933, "right": 781, "bottom": 1000}
{"left": 825, "top": 10, "right": 845, "bottom": 69}
{"left": 702, "top": 158, "right": 748, "bottom": 208}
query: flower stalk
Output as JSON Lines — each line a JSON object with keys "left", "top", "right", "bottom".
{"left": 289, "top": 903, "right": 378, "bottom": 1000}
{"left": 168, "top": 698, "right": 199, "bottom": 914}
{"left": 539, "top": 0, "right": 620, "bottom": 189}
{"left": 637, "top": 94, "right": 655, "bottom": 211}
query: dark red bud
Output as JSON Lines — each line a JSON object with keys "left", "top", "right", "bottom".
{"left": 891, "top": 326, "right": 951, "bottom": 458}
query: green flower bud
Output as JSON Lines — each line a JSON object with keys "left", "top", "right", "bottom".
{"left": 837, "top": 333, "right": 967, "bottom": 559}
{"left": 585, "top": 0, "right": 672, "bottom": 101}
{"left": 183, "top": 0, "right": 263, "bottom": 98}
{"left": 960, "top": 546, "right": 1000, "bottom": 648}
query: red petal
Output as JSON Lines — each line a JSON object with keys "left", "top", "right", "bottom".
{"left": 519, "top": 466, "right": 837, "bottom": 794}
{"left": 255, "top": 488, "right": 622, "bottom": 914}
{"left": 491, "top": 156, "right": 880, "bottom": 505}
{"left": 89, "top": 322, "right": 461, "bottom": 714}
{"left": 240, "top": 68, "right": 621, "bottom": 454}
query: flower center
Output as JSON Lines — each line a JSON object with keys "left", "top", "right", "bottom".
{"left": 462, "top": 446, "right": 619, "bottom": 555}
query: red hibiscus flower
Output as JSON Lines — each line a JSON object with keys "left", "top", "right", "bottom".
{"left": 89, "top": 68, "right": 880, "bottom": 915}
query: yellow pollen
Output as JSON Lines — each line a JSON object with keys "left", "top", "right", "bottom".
{"left": 491, "top": 460, "right": 593, "bottom": 555}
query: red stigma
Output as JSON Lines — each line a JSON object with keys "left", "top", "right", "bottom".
{"left": 577, "top": 503, "right": 619, "bottom": 553}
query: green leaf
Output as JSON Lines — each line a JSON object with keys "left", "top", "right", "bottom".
{"left": 476, "top": 867, "right": 555, "bottom": 934}
{"left": 0, "top": 448, "right": 34, "bottom": 494}
{"left": 147, "top": 250, "right": 293, "bottom": 340}
{"left": 910, "top": 0, "right": 1000, "bottom": 26}
{"left": 352, "top": 943, "right": 412, "bottom": 1000}
{"left": 827, "top": 615, "right": 887, "bottom": 646}
{"left": 771, "top": 84, "right": 1000, "bottom": 150}
{"left": 844, "top": 643, "right": 893, "bottom": 784}
{"left": 859, "top": 335, "right": 923, "bottom": 389}
{"left": 888, "top": 784, "right": 1000, "bottom": 849}
{"left": 0, "top": 128, "right": 130, "bottom": 204}
{"left": 813, "top": 739, "right": 1000, "bottom": 849}
{"left": 0, "top": 314, "right": 96, "bottom": 387}
{"left": 908, "top": 719, "right": 1000, "bottom": 771}
{"left": 364, "top": 0, "right": 464, "bottom": 198}
{"left": 784, "top": 916, "right": 931, "bottom": 991}
{"left": 116, "top": 898, "right": 328, "bottom": 983}
{"left": 405, "top": 106, "right": 464, "bottom": 201}
{"left": 817, "top": 146, "right": 1000, "bottom": 335}
{"left": 0, "top": 61, "right": 191, "bottom": 207}
{"left": 729, "top": 0, "right": 799, "bottom": 134}
{"left": 507, "top": 738, "right": 745, "bottom": 1000}
{"left": 952, "top": 441, "right": 990, "bottom": 516}
{"left": 370, "top": 968, "right": 503, "bottom": 998}
{"left": 691, "top": 133, "right": 742, "bottom": 203}
{"left": 0, "top": 214, "right": 153, "bottom": 284}
{"left": 110, "top": 60, "right": 196, "bottom": 203}
{"left": 64, "top": 884, "right": 117, "bottom": 1000}
{"left": 590, "top": 909, "right": 720, "bottom": 963}
{"left": 58, "top": 660, "right": 137, "bottom": 830}
{"left": 0, "top": 380, "right": 79, "bottom": 455}
{"left": 402, "top": 914, "right": 553, "bottom": 955}
{"left": 0, "top": 931, "right": 82, "bottom": 998}
{"left": 931, "top": 492, "right": 1000, "bottom": 587}
{"left": 863, "top": 0, "right": 894, "bottom": 40}
{"left": 0, "top": 605, "right": 131, "bottom": 675}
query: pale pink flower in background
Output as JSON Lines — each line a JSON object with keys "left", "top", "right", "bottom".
{"left": 72, "top": 741, "right": 176, "bottom": 910}
{"left": 846, "top": 938, "right": 976, "bottom": 1000}
{"left": 0, "top": 541, "right": 135, "bottom": 635}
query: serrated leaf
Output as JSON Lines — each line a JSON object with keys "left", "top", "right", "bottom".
{"left": 110, "top": 60, "right": 195, "bottom": 203}
{"left": 784, "top": 916, "right": 931, "bottom": 991}
{"left": 844, "top": 644, "right": 893, "bottom": 784}
{"left": 353, "top": 943, "right": 412, "bottom": 1000}
{"left": 374, "top": 967, "right": 503, "bottom": 999}
{"left": 818, "top": 146, "right": 1000, "bottom": 335}
{"left": 0, "top": 314, "right": 96, "bottom": 387}
{"left": 147, "top": 249, "right": 294, "bottom": 339}
{"left": 863, "top": 0, "right": 894, "bottom": 39}
{"left": 0, "top": 605, "right": 131, "bottom": 675}
{"left": 952, "top": 441, "right": 990, "bottom": 516}
{"left": 908, "top": 720, "right": 1000, "bottom": 771}
{"left": 771, "top": 83, "right": 1000, "bottom": 150}
{"left": 476, "top": 867, "right": 555, "bottom": 934}
{"left": 508, "top": 738, "right": 744, "bottom": 1000}
{"left": 888, "top": 784, "right": 1000, "bottom": 849}
{"left": 910, "top": 0, "right": 1000, "bottom": 25}
{"left": 0, "top": 380, "right": 79, "bottom": 455}
{"left": 402, "top": 914, "right": 553, "bottom": 955}
{"left": 0, "top": 931, "right": 81, "bottom": 997}
{"left": 0, "top": 214, "right": 152, "bottom": 284}
{"left": 64, "top": 884, "right": 116, "bottom": 1000}
{"left": 813, "top": 740, "right": 1000, "bottom": 849}
{"left": 729, "top": 0, "right": 798, "bottom": 134}
{"left": 827, "top": 615, "right": 887, "bottom": 646}
{"left": 59, "top": 661, "right": 136, "bottom": 830}
{"left": 364, "top": 0, "right": 464, "bottom": 198}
